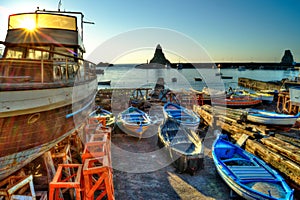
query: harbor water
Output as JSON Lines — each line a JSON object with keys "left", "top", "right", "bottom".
{"left": 97, "top": 64, "right": 299, "bottom": 91}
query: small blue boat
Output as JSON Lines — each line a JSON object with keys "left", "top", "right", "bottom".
{"left": 116, "top": 106, "right": 152, "bottom": 138}
{"left": 212, "top": 134, "right": 294, "bottom": 200}
{"left": 163, "top": 102, "right": 200, "bottom": 131}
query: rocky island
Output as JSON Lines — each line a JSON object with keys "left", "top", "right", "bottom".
{"left": 135, "top": 44, "right": 172, "bottom": 69}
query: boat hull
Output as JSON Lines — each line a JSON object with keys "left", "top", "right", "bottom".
{"left": 247, "top": 109, "right": 299, "bottom": 126}
{"left": 212, "top": 97, "right": 262, "bottom": 108}
{"left": 247, "top": 115, "right": 298, "bottom": 126}
{"left": 116, "top": 107, "right": 151, "bottom": 138}
{"left": 163, "top": 102, "right": 200, "bottom": 131}
{"left": 0, "top": 79, "right": 97, "bottom": 180}
{"left": 157, "top": 119, "right": 204, "bottom": 174}
{"left": 212, "top": 134, "right": 294, "bottom": 200}
{"left": 0, "top": 97, "right": 94, "bottom": 180}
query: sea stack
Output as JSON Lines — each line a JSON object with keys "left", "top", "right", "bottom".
{"left": 281, "top": 49, "right": 294, "bottom": 66}
{"left": 149, "top": 44, "right": 171, "bottom": 66}
{"left": 135, "top": 44, "right": 172, "bottom": 68}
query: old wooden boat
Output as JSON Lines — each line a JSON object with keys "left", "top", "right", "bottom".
{"left": 116, "top": 106, "right": 152, "bottom": 138}
{"left": 163, "top": 102, "right": 200, "bottom": 131}
{"left": 89, "top": 107, "right": 115, "bottom": 127}
{"left": 212, "top": 134, "right": 294, "bottom": 200}
{"left": 0, "top": 9, "right": 98, "bottom": 180}
{"left": 246, "top": 109, "right": 300, "bottom": 126}
{"left": 212, "top": 96, "right": 262, "bottom": 108}
{"left": 157, "top": 119, "right": 204, "bottom": 174}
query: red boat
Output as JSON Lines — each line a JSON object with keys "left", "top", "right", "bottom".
{"left": 211, "top": 96, "right": 262, "bottom": 108}
{"left": 0, "top": 9, "right": 97, "bottom": 180}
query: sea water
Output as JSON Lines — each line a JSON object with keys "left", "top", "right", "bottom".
{"left": 96, "top": 64, "right": 299, "bottom": 91}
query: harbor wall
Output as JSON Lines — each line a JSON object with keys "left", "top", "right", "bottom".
{"left": 238, "top": 77, "right": 282, "bottom": 91}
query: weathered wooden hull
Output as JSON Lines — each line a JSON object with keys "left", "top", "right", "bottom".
{"left": 0, "top": 80, "right": 97, "bottom": 181}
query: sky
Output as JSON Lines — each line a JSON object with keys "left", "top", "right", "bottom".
{"left": 1, "top": 0, "right": 300, "bottom": 64}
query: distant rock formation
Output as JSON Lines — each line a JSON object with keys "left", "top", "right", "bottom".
{"left": 149, "top": 44, "right": 171, "bottom": 65}
{"left": 97, "top": 62, "right": 114, "bottom": 67}
{"left": 281, "top": 50, "right": 294, "bottom": 65}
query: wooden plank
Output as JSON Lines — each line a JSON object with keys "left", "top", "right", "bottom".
{"left": 245, "top": 139, "right": 300, "bottom": 186}
{"left": 236, "top": 134, "right": 249, "bottom": 147}
{"left": 260, "top": 137, "right": 300, "bottom": 165}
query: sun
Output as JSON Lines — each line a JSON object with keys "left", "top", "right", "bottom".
{"left": 20, "top": 17, "right": 36, "bottom": 31}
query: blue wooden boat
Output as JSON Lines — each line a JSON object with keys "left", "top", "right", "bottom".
{"left": 157, "top": 118, "right": 204, "bottom": 174}
{"left": 116, "top": 106, "right": 152, "bottom": 138}
{"left": 247, "top": 108, "right": 300, "bottom": 126}
{"left": 212, "top": 134, "right": 294, "bottom": 200}
{"left": 89, "top": 107, "right": 115, "bottom": 126}
{"left": 163, "top": 102, "right": 200, "bottom": 131}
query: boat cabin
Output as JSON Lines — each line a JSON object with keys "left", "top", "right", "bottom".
{"left": 0, "top": 11, "right": 95, "bottom": 84}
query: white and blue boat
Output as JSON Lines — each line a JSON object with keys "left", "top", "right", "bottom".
{"left": 247, "top": 109, "right": 300, "bottom": 126}
{"left": 163, "top": 102, "right": 200, "bottom": 131}
{"left": 89, "top": 107, "right": 115, "bottom": 126}
{"left": 212, "top": 134, "right": 294, "bottom": 200}
{"left": 116, "top": 106, "right": 152, "bottom": 138}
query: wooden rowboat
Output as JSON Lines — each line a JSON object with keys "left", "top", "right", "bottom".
{"left": 212, "top": 134, "right": 294, "bottom": 200}
{"left": 89, "top": 107, "right": 115, "bottom": 127}
{"left": 163, "top": 102, "right": 200, "bottom": 131}
{"left": 246, "top": 109, "right": 300, "bottom": 126}
{"left": 116, "top": 106, "right": 152, "bottom": 138}
{"left": 212, "top": 96, "right": 262, "bottom": 108}
{"left": 157, "top": 119, "right": 204, "bottom": 174}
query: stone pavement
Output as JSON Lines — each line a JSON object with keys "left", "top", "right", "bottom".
{"left": 110, "top": 104, "right": 232, "bottom": 200}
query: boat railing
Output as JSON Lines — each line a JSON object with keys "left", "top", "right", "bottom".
{"left": 0, "top": 54, "right": 96, "bottom": 85}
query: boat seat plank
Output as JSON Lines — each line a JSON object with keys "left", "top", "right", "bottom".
{"left": 222, "top": 158, "right": 249, "bottom": 163}
{"left": 229, "top": 166, "right": 275, "bottom": 180}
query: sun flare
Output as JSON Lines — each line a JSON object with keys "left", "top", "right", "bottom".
{"left": 21, "top": 17, "right": 36, "bottom": 31}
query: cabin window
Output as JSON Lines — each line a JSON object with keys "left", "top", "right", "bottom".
{"left": 53, "top": 47, "right": 76, "bottom": 61}
{"left": 5, "top": 47, "right": 24, "bottom": 58}
{"left": 27, "top": 47, "right": 50, "bottom": 59}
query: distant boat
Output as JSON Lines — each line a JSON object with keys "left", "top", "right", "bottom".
{"left": 177, "top": 63, "right": 183, "bottom": 70}
{"left": 246, "top": 108, "right": 300, "bottom": 126}
{"left": 238, "top": 66, "right": 246, "bottom": 71}
{"left": 163, "top": 102, "right": 200, "bottom": 131}
{"left": 194, "top": 77, "right": 202, "bottom": 81}
{"left": 212, "top": 134, "right": 294, "bottom": 200}
{"left": 95, "top": 68, "right": 104, "bottom": 74}
{"left": 157, "top": 119, "right": 204, "bottom": 174}
{"left": 221, "top": 76, "right": 233, "bottom": 79}
{"left": 98, "top": 80, "right": 111, "bottom": 85}
{"left": 116, "top": 106, "right": 152, "bottom": 138}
